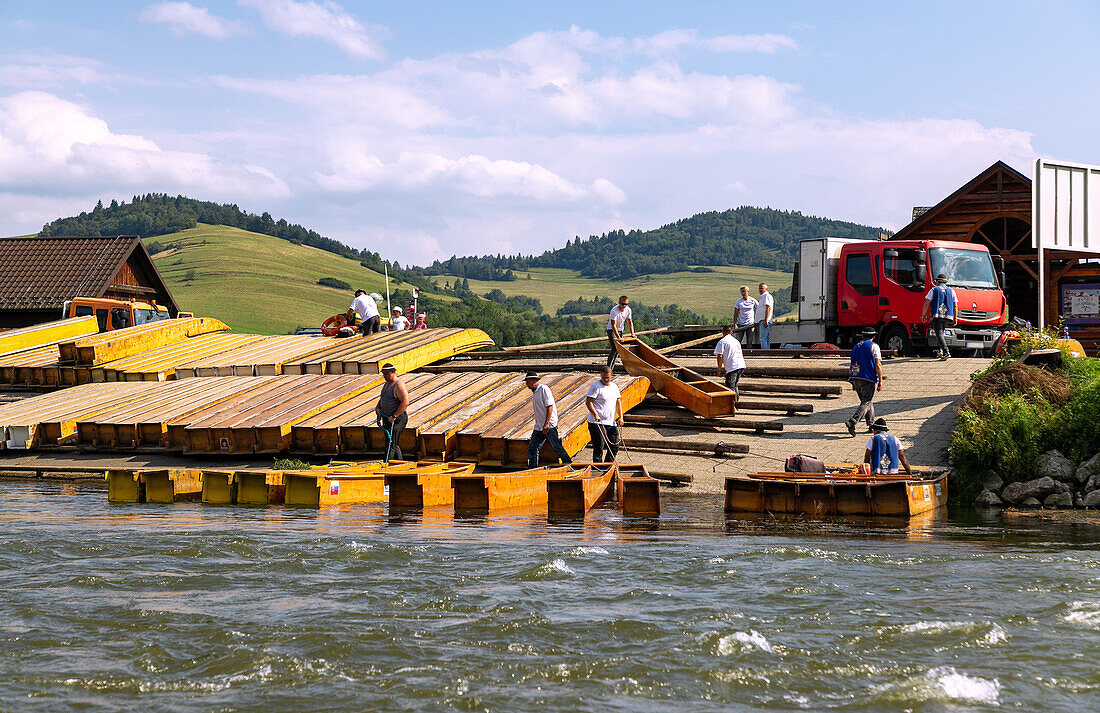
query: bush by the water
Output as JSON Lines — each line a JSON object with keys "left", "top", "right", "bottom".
{"left": 950, "top": 338, "right": 1100, "bottom": 505}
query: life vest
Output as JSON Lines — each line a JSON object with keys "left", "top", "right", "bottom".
{"left": 849, "top": 339, "right": 878, "bottom": 382}
{"left": 869, "top": 433, "right": 900, "bottom": 474}
{"left": 929, "top": 285, "right": 956, "bottom": 319}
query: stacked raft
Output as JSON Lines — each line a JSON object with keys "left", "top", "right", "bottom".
{"left": 105, "top": 460, "right": 661, "bottom": 515}
{"left": 0, "top": 373, "right": 650, "bottom": 462}
{"left": 0, "top": 325, "right": 494, "bottom": 386}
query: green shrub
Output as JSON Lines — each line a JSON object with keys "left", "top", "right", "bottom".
{"left": 317, "top": 277, "right": 351, "bottom": 290}
{"left": 273, "top": 458, "right": 310, "bottom": 471}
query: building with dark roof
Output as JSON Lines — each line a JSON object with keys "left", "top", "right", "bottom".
{"left": 0, "top": 235, "right": 179, "bottom": 328}
{"left": 889, "top": 161, "right": 1100, "bottom": 352}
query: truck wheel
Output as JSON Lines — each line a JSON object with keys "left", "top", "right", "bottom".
{"left": 881, "top": 324, "right": 911, "bottom": 356}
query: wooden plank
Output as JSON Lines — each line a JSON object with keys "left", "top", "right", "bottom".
{"left": 139, "top": 469, "right": 203, "bottom": 503}
{"left": 416, "top": 377, "right": 527, "bottom": 460}
{"left": 503, "top": 327, "right": 668, "bottom": 352}
{"left": 615, "top": 464, "right": 660, "bottom": 515}
{"left": 61, "top": 317, "right": 230, "bottom": 365}
{"left": 386, "top": 462, "right": 478, "bottom": 509}
{"left": 0, "top": 316, "right": 97, "bottom": 357}
{"left": 624, "top": 413, "right": 783, "bottom": 432}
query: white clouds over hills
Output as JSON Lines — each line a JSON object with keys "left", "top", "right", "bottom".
{"left": 0, "top": 7, "right": 1036, "bottom": 262}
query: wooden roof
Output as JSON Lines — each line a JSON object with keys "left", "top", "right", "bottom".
{"left": 0, "top": 235, "right": 178, "bottom": 312}
{"left": 889, "top": 161, "right": 1032, "bottom": 243}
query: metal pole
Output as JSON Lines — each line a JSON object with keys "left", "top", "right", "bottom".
{"left": 1038, "top": 244, "right": 1045, "bottom": 331}
{"left": 384, "top": 264, "right": 391, "bottom": 319}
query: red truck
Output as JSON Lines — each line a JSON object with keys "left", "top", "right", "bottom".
{"left": 777, "top": 237, "right": 1008, "bottom": 355}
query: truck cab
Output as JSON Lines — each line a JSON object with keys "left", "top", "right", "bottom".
{"left": 835, "top": 239, "right": 1007, "bottom": 354}
{"left": 62, "top": 297, "right": 191, "bottom": 333}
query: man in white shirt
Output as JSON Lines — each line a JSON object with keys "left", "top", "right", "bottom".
{"left": 525, "top": 372, "right": 572, "bottom": 467}
{"left": 713, "top": 324, "right": 747, "bottom": 396}
{"left": 346, "top": 289, "right": 381, "bottom": 335}
{"left": 606, "top": 295, "right": 635, "bottom": 368}
{"left": 756, "top": 283, "right": 774, "bottom": 349}
{"left": 733, "top": 286, "right": 758, "bottom": 345}
{"left": 389, "top": 307, "right": 409, "bottom": 331}
{"left": 586, "top": 366, "right": 623, "bottom": 462}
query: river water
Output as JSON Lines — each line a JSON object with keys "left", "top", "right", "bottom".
{"left": 0, "top": 480, "right": 1097, "bottom": 712}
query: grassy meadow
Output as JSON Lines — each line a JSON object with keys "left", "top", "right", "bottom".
{"left": 432, "top": 266, "right": 793, "bottom": 322}
{"left": 151, "top": 224, "right": 451, "bottom": 334}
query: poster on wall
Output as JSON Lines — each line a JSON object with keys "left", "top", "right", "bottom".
{"left": 1061, "top": 283, "right": 1100, "bottom": 326}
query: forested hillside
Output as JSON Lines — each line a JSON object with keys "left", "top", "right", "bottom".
{"left": 419, "top": 207, "right": 887, "bottom": 280}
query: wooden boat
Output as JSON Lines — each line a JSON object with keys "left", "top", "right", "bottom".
{"left": 386, "top": 461, "right": 479, "bottom": 509}
{"left": 724, "top": 466, "right": 949, "bottom": 517}
{"left": 284, "top": 461, "right": 474, "bottom": 507}
{"left": 105, "top": 468, "right": 202, "bottom": 503}
{"left": 615, "top": 337, "right": 736, "bottom": 418}
{"left": 452, "top": 465, "right": 578, "bottom": 512}
{"left": 615, "top": 463, "right": 661, "bottom": 515}
{"left": 547, "top": 463, "right": 618, "bottom": 515}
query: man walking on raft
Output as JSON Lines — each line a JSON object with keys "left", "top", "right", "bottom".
{"left": 586, "top": 366, "right": 623, "bottom": 463}
{"left": 845, "top": 326, "right": 882, "bottom": 437}
{"left": 605, "top": 296, "right": 635, "bottom": 368}
{"left": 375, "top": 363, "right": 408, "bottom": 461}
{"left": 525, "top": 372, "right": 572, "bottom": 468}
{"left": 713, "top": 324, "right": 746, "bottom": 397}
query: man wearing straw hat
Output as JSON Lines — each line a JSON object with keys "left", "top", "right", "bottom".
{"left": 524, "top": 372, "right": 572, "bottom": 468}
{"left": 864, "top": 417, "right": 912, "bottom": 476}
{"left": 374, "top": 363, "right": 408, "bottom": 461}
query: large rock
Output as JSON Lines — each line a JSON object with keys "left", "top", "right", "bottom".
{"left": 1076, "top": 453, "right": 1100, "bottom": 485}
{"left": 1020, "top": 497, "right": 1042, "bottom": 508}
{"left": 1086, "top": 473, "right": 1100, "bottom": 493}
{"left": 1083, "top": 490, "right": 1100, "bottom": 509}
{"left": 1036, "top": 450, "right": 1076, "bottom": 482}
{"left": 973, "top": 489, "right": 1003, "bottom": 507}
{"left": 1054, "top": 480, "right": 1072, "bottom": 495}
{"left": 1044, "top": 492, "right": 1074, "bottom": 508}
{"left": 1001, "top": 476, "right": 1059, "bottom": 504}
{"left": 980, "top": 472, "right": 1004, "bottom": 492}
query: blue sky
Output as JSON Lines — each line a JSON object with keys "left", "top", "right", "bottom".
{"left": 2, "top": 1, "right": 1098, "bottom": 263}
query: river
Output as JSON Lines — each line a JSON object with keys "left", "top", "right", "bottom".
{"left": 0, "top": 479, "right": 1097, "bottom": 712}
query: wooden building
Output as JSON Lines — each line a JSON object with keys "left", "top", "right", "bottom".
{"left": 890, "top": 161, "right": 1100, "bottom": 351}
{"left": 0, "top": 236, "right": 179, "bottom": 329}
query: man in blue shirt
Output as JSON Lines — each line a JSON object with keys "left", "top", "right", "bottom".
{"left": 863, "top": 417, "right": 912, "bottom": 475}
{"left": 845, "top": 326, "right": 882, "bottom": 437}
{"left": 920, "top": 273, "right": 958, "bottom": 361}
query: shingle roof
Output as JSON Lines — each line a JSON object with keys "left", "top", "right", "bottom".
{"left": 0, "top": 236, "right": 142, "bottom": 310}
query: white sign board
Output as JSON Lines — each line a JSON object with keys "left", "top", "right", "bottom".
{"left": 1032, "top": 158, "right": 1100, "bottom": 254}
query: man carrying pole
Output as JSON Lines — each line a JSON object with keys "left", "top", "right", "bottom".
{"left": 585, "top": 366, "right": 623, "bottom": 463}
{"left": 525, "top": 372, "right": 572, "bottom": 467}
{"left": 374, "top": 363, "right": 408, "bottom": 461}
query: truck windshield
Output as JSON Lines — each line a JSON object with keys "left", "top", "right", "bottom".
{"left": 929, "top": 248, "right": 998, "bottom": 289}
{"left": 134, "top": 308, "right": 171, "bottom": 325}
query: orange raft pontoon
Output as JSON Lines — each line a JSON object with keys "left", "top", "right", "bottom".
{"left": 614, "top": 337, "right": 736, "bottom": 418}
{"left": 724, "top": 466, "right": 948, "bottom": 517}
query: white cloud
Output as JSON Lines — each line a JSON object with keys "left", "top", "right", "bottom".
{"left": 0, "top": 92, "right": 289, "bottom": 200}
{"left": 240, "top": 0, "right": 386, "bottom": 60}
{"left": 705, "top": 33, "right": 799, "bottom": 54}
{"left": 0, "top": 53, "right": 123, "bottom": 88}
{"left": 140, "top": 2, "right": 247, "bottom": 39}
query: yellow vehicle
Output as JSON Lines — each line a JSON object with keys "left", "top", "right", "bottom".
{"left": 62, "top": 297, "right": 194, "bottom": 333}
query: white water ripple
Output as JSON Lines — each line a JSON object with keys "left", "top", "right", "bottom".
{"left": 717, "top": 630, "right": 772, "bottom": 655}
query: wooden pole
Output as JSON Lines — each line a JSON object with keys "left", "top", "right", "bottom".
{"left": 621, "top": 438, "right": 748, "bottom": 456}
{"left": 624, "top": 413, "right": 783, "bottom": 432}
{"left": 503, "top": 327, "right": 668, "bottom": 352}
{"left": 657, "top": 331, "right": 723, "bottom": 355}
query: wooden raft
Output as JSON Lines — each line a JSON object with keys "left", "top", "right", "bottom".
{"left": 724, "top": 467, "right": 949, "bottom": 517}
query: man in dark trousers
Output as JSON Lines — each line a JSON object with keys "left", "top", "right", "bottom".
{"left": 374, "top": 363, "right": 408, "bottom": 461}
{"left": 921, "top": 273, "right": 958, "bottom": 360}
{"left": 525, "top": 372, "right": 572, "bottom": 468}
{"left": 845, "top": 327, "right": 882, "bottom": 437}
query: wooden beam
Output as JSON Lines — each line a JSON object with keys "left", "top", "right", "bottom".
{"left": 657, "top": 331, "right": 723, "bottom": 355}
{"left": 624, "top": 413, "right": 783, "bottom": 432}
{"left": 502, "top": 327, "right": 668, "bottom": 352}
{"left": 621, "top": 437, "right": 747, "bottom": 455}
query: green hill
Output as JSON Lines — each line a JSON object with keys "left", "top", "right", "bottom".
{"left": 151, "top": 224, "right": 451, "bottom": 334}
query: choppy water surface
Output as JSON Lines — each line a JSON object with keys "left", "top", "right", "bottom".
{"left": 1, "top": 481, "right": 1098, "bottom": 712}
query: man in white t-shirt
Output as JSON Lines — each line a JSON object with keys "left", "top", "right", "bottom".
{"left": 586, "top": 366, "right": 623, "bottom": 462}
{"left": 713, "top": 324, "right": 747, "bottom": 396}
{"left": 756, "top": 283, "right": 774, "bottom": 349}
{"left": 389, "top": 307, "right": 409, "bottom": 331}
{"left": 733, "top": 286, "right": 758, "bottom": 345}
{"left": 606, "top": 295, "right": 635, "bottom": 368}
{"left": 525, "top": 372, "right": 572, "bottom": 467}
{"left": 346, "top": 289, "right": 381, "bottom": 335}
